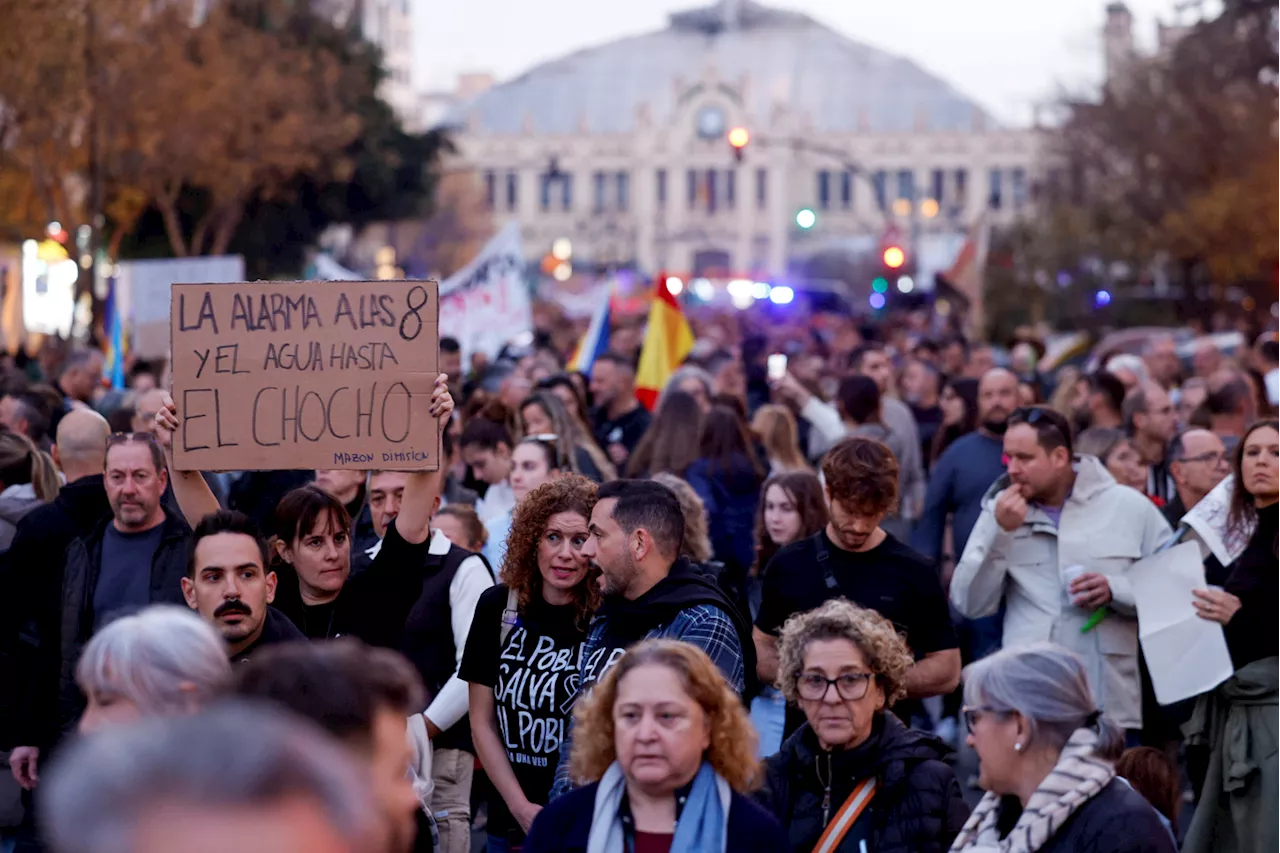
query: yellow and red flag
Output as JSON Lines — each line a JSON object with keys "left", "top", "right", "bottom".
{"left": 635, "top": 272, "right": 694, "bottom": 410}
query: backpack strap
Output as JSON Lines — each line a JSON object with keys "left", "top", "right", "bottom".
{"left": 812, "top": 778, "right": 877, "bottom": 853}
{"left": 814, "top": 533, "right": 838, "bottom": 590}
{"left": 499, "top": 586, "right": 520, "bottom": 647}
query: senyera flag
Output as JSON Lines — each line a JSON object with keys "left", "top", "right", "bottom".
{"left": 635, "top": 272, "right": 693, "bottom": 410}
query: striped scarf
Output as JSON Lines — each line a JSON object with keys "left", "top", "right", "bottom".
{"left": 949, "top": 728, "right": 1115, "bottom": 853}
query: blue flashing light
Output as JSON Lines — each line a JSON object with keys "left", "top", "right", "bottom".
{"left": 1095, "top": 289, "right": 1112, "bottom": 307}
{"left": 869, "top": 292, "right": 887, "bottom": 310}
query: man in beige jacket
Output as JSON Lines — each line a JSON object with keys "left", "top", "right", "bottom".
{"left": 951, "top": 406, "right": 1171, "bottom": 732}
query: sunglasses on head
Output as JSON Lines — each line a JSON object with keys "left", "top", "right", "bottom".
{"left": 108, "top": 431, "right": 158, "bottom": 445}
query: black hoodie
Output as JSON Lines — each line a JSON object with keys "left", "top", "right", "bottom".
{"left": 757, "top": 713, "right": 970, "bottom": 853}
{"left": 587, "top": 557, "right": 757, "bottom": 695}
{"left": 230, "top": 606, "right": 307, "bottom": 663}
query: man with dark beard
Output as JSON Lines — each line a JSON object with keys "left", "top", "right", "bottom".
{"left": 181, "top": 510, "right": 303, "bottom": 662}
{"left": 549, "top": 479, "right": 752, "bottom": 799}
{"left": 913, "top": 367, "right": 1019, "bottom": 569}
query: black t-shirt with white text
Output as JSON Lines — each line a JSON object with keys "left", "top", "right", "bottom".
{"left": 460, "top": 584, "right": 586, "bottom": 842}
{"left": 756, "top": 530, "right": 958, "bottom": 657}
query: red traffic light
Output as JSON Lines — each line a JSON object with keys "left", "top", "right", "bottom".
{"left": 882, "top": 246, "right": 906, "bottom": 269}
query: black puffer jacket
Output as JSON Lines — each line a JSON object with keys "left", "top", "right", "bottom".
{"left": 757, "top": 713, "right": 970, "bottom": 853}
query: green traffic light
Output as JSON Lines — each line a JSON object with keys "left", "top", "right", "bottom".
{"left": 795, "top": 209, "right": 816, "bottom": 229}
{"left": 872, "top": 277, "right": 888, "bottom": 293}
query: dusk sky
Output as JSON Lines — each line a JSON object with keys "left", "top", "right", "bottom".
{"left": 416, "top": 0, "right": 1203, "bottom": 125}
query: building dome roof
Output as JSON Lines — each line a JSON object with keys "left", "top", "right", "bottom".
{"left": 444, "top": 0, "right": 994, "bottom": 136}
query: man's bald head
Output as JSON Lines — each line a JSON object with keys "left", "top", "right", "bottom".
{"left": 978, "top": 368, "right": 1019, "bottom": 431}
{"left": 54, "top": 409, "right": 110, "bottom": 481}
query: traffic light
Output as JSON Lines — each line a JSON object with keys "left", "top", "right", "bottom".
{"left": 728, "top": 127, "right": 749, "bottom": 162}
{"left": 882, "top": 245, "right": 906, "bottom": 269}
{"left": 796, "top": 208, "right": 817, "bottom": 229}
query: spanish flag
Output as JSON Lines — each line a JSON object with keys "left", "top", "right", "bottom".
{"left": 635, "top": 273, "right": 694, "bottom": 410}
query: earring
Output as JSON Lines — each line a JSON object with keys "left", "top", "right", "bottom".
{"left": 1014, "top": 743, "right": 1023, "bottom": 753}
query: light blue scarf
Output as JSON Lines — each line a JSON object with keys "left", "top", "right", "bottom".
{"left": 586, "top": 761, "right": 730, "bottom": 853}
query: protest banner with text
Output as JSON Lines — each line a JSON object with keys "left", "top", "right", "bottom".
{"left": 170, "top": 280, "right": 440, "bottom": 472}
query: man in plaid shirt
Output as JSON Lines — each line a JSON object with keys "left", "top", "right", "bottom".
{"left": 549, "top": 479, "right": 751, "bottom": 799}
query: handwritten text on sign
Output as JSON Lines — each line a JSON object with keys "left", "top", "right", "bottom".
{"left": 170, "top": 280, "right": 439, "bottom": 472}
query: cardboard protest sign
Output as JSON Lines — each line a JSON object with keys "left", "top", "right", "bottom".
{"left": 170, "top": 280, "right": 439, "bottom": 472}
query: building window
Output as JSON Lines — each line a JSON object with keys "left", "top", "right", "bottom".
{"left": 954, "top": 169, "right": 968, "bottom": 205}
{"left": 931, "top": 169, "right": 945, "bottom": 204}
{"left": 873, "top": 170, "right": 887, "bottom": 212}
{"left": 484, "top": 170, "right": 496, "bottom": 211}
{"left": 560, "top": 173, "right": 573, "bottom": 211}
{"left": 896, "top": 170, "right": 915, "bottom": 203}
{"left": 540, "top": 166, "right": 570, "bottom": 212}
{"left": 816, "top": 171, "right": 830, "bottom": 210}
{"left": 755, "top": 168, "right": 767, "bottom": 210}
{"left": 616, "top": 172, "right": 630, "bottom": 212}
{"left": 839, "top": 171, "right": 853, "bottom": 210}
{"left": 593, "top": 171, "right": 606, "bottom": 213}
{"left": 724, "top": 169, "right": 735, "bottom": 210}
{"left": 656, "top": 169, "right": 667, "bottom": 209}
{"left": 505, "top": 172, "right": 518, "bottom": 212}
{"left": 687, "top": 169, "right": 698, "bottom": 210}
{"left": 988, "top": 169, "right": 1003, "bottom": 210}
{"left": 1011, "top": 168, "right": 1027, "bottom": 210}
{"left": 706, "top": 169, "right": 718, "bottom": 215}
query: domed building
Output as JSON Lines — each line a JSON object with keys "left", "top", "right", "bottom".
{"left": 438, "top": 0, "right": 1045, "bottom": 284}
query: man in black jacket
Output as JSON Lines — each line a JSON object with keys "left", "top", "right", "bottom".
{"left": 2, "top": 410, "right": 112, "bottom": 852}
{"left": 6, "top": 424, "right": 193, "bottom": 853}
{"left": 180, "top": 509, "right": 304, "bottom": 663}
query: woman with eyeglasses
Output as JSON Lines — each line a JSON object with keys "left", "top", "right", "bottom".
{"left": 953, "top": 643, "right": 1174, "bottom": 853}
{"left": 1182, "top": 419, "right": 1278, "bottom": 853}
{"left": 757, "top": 598, "right": 969, "bottom": 853}
{"left": 519, "top": 391, "right": 616, "bottom": 483}
{"left": 461, "top": 475, "right": 599, "bottom": 853}
{"left": 483, "top": 436, "right": 568, "bottom": 572}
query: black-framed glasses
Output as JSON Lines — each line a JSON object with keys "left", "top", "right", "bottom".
{"left": 796, "top": 671, "right": 874, "bottom": 702}
{"left": 962, "top": 705, "right": 1012, "bottom": 733}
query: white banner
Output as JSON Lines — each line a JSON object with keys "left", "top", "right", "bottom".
{"left": 439, "top": 222, "right": 532, "bottom": 361}
{"left": 116, "top": 255, "right": 245, "bottom": 359}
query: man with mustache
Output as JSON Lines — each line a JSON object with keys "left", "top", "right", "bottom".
{"left": 181, "top": 510, "right": 304, "bottom": 661}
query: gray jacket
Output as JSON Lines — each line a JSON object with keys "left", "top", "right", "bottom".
{"left": 951, "top": 455, "right": 1171, "bottom": 729}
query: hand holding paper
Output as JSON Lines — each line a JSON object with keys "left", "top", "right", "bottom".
{"left": 1129, "top": 541, "right": 1234, "bottom": 705}
{"left": 1191, "top": 587, "right": 1242, "bottom": 625}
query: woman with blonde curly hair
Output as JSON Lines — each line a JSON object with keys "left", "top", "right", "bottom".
{"left": 757, "top": 598, "right": 969, "bottom": 853}
{"left": 460, "top": 474, "right": 599, "bottom": 852}
{"left": 522, "top": 639, "right": 786, "bottom": 853}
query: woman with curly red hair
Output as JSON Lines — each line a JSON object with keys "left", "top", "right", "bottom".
{"left": 522, "top": 639, "right": 786, "bottom": 853}
{"left": 460, "top": 474, "right": 600, "bottom": 853}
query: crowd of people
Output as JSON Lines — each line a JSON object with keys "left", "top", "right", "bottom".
{"left": 0, "top": 312, "right": 1274, "bottom": 853}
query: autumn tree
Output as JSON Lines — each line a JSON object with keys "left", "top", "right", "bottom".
{"left": 1004, "top": 0, "right": 1277, "bottom": 329}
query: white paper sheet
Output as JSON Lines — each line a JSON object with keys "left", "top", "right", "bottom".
{"left": 1128, "top": 541, "right": 1235, "bottom": 705}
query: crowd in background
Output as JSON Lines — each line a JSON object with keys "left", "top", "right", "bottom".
{"left": 0, "top": 303, "right": 1274, "bottom": 853}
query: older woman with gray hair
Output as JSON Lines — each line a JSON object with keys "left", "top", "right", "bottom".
{"left": 757, "top": 598, "right": 968, "bottom": 853}
{"left": 952, "top": 643, "right": 1174, "bottom": 853}
{"left": 75, "top": 606, "right": 233, "bottom": 733}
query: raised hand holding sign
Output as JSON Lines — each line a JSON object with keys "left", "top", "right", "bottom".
{"left": 170, "top": 280, "right": 441, "bottom": 472}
